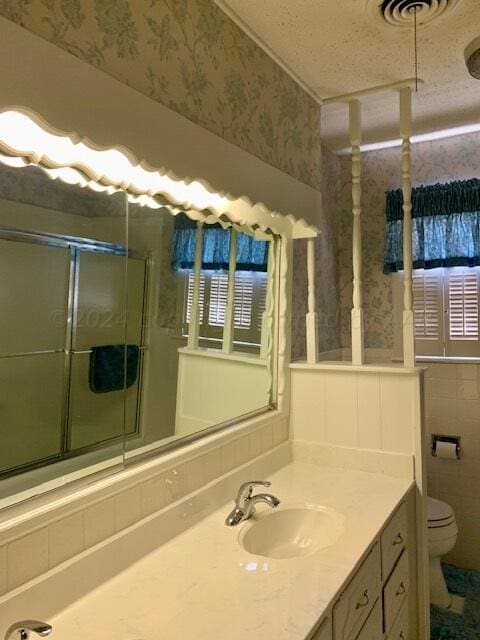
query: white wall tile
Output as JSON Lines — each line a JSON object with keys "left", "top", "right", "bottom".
{"left": 424, "top": 378, "right": 437, "bottom": 399}
{"left": 458, "top": 398, "right": 478, "bottom": 422}
{"left": 49, "top": 512, "right": 84, "bottom": 568}
{"left": 261, "top": 424, "right": 273, "bottom": 453}
{"left": 436, "top": 363, "right": 457, "bottom": 379}
{"left": 163, "top": 465, "right": 186, "bottom": 504}
{"left": 436, "top": 378, "right": 457, "bottom": 399}
{"left": 7, "top": 528, "right": 48, "bottom": 590}
{"left": 248, "top": 429, "right": 263, "bottom": 458}
{"left": 458, "top": 380, "right": 478, "bottom": 400}
{"left": 185, "top": 455, "right": 205, "bottom": 494}
{"left": 114, "top": 487, "right": 142, "bottom": 532}
{"left": 457, "top": 364, "right": 478, "bottom": 381}
{"left": 272, "top": 419, "right": 288, "bottom": 446}
{"left": 324, "top": 372, "right": 358, "bottom": 447}
{"left": 220, "top": 440, "right": 238, "bottom": 474}
{"left": 202, "top": 448, "right": 221, "bottom": 484}
{"left": 84, "top": 498, "right": 115, "bottom": 547}
{"left": 0, "top": 545, "right": 6, "bottom": 596}
{"left": 236, "top": 435, "right": 250, "bottom": 465}
{"left": 425, "top": 362, "right": 480, "bottom": 570}
{"left": 357, "top": 374, "right": 382, "bottom": 449}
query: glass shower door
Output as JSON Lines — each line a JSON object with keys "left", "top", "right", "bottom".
{"left": 67, "top": 249, "right": 146, "bottom": 452}
{"left": 0, "top": 237, "right": 70, "bottom": 474}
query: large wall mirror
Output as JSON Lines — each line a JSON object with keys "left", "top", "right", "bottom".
{"left": 0, "top": 149, "right": 279, "bottom": 507}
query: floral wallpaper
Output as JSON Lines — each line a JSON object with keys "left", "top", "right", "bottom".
{"left": 292, "top": 147, "right": 341, "bottom": 360}
{"left": 0, "top": 0, "right": 322, "bottom": 190}
{"left": 337, "top": 131, "right": 480, "bottom": 350}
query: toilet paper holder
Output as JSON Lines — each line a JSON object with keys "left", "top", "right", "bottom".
{"left": 431, "top": 434, "right": 461, "bottom": 459}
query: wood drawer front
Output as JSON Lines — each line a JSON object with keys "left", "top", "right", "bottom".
{"left": 311, "top": 617, "right": 332, "bottom": 640}
{"left": 333, "top": 543, "right": 381, "bottom": 640}
{"left": 387, "top": 599, "right": 409, "bottom": 640}
{"left": 381, "top": 502, "right": 407, "bottom": 580}
{"left": 355, "top": 599, "right": 383, "bottom": 640}
{"left": 383, "top": 550, "right": 409, "bottom": 635}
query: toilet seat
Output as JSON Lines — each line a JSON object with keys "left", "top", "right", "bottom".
{"left": 427, "top": 497, "right": 455, "bottom": 529}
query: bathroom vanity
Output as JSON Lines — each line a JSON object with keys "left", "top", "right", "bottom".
{"left": 34, "top": 455, "right": 415, "bottom": 640}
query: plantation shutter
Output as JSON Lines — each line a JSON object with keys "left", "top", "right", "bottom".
{"left": 208, "top": 272, "right": 229, "bottom": 326}
{"left": 412, "top": 269, "right": 444, "bottom": 356}
{"left": 234, "top": 273, "right": 254, "bottom": 329}
{"left": 185, "top": 272, "right": 205, "bottom": 323}
{"left": 256, "top": 273, "right": 268, "bottom": 332}
{"left": 446, "top": 268, "right": 480, "bottom": 356}
{"left": 182, "top": 270, "right": 268, "bottom": 347}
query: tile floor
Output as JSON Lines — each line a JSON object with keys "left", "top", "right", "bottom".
{"left": 431, "top": 564, "right": 480, "bottom": 639}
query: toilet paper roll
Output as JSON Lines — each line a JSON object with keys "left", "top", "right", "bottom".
{"left": 435, "top": 441, "right": 458, "bottom": 460}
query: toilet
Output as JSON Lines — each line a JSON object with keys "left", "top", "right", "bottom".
{"left": 427, "top": 496, "right": 460, "bottom": 610}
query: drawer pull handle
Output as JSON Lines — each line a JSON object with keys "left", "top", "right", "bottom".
{"left": 396, "top": 581, "right": 407, "bottom": 597}
{"left": 393, "top": 533, "right": 404, "bottom": 546}
{"left": 355, "top": 589, "right": 370, "bottom": 610}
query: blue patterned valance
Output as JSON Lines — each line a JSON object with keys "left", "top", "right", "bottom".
{"left": 171, "top": 214, "right": 269, "bottom": 272}
{"left": 384, "top": 179, "right": 480, "bottom": 273}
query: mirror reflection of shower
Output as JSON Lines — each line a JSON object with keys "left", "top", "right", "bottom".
{"left": 0, "top": 153, "right": 277, "bottom": 500}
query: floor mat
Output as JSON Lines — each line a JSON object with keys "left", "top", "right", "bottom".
{"left": 431, "top": 564, "right": 480, "bottom": 639}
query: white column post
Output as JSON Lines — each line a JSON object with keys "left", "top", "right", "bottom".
{"left": 260, "top": 240, "right": 275, "bottom": 359}
{"left": 400, "top": 87, "right": 415, "bottom": 367}
{"left": 222, "top": 228, "right": 237, "bottom": 353}
{"left": 187, "top": 221, "right": 204, "bottom": 350}
{"left": 306, "top": 237, "right": 318, "bottom": 363}
{"left": 350, "top": 99, "right": 364, "bottom": 365}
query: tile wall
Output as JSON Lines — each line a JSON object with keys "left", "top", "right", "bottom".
{"left": 0, "top": 418, "right": 288, "bottom": 597}
{"left": 424, "top": 362, "right": 480, "bottom": 570}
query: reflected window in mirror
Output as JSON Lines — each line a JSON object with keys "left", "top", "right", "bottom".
{"left": 0, "top": 158, "right": 280, "bottom": 509}
{"left": 125, "top": 209, "right": 278, "bottom": 455}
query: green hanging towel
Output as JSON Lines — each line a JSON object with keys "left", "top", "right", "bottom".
{"left": 89, "top": 345, "right": 140, "bottom": 394}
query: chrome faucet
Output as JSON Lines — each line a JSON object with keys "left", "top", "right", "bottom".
{"left": 225, "top": 480, "right": 280, "bottom": 526}
{"left": 5, "top": 621, "right": 52, "bottom": 640}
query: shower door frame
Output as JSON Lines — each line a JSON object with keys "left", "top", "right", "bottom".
{"left": 0, "top": 226, "right": 148, "bottom": 479}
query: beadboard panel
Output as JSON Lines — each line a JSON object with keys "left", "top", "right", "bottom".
{"left": 290, "top": 364, "right": 421, "bottom": 456}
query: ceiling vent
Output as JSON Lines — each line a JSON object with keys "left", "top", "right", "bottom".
{"left": 367, "top": 0, "right": 461, "bottom": 27}
{"left": 465, "top": 37, "right": 480, "bottom": 79}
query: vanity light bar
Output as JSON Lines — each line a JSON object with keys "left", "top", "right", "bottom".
{"left": 0, "top": 109, "right": 318, "bottom": 239}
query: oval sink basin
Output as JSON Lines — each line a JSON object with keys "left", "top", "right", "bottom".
{"left": 239, "top": 506, "right": 344, "bottom": 559}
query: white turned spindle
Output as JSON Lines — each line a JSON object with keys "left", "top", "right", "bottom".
{"left": 222, "top": 228, "right": 237, "bottom": 353}
{"left": 187, "top": 221, "right": 204, "bottom": 349}
{"left": 350, "top": 100, "right": 364, "bottom": 365}
{"left": 260, "top": 239, "right": 275, "bottom": 359}
{"left": 306, "top": 237, "right": 318, "bottom": 363}
{"left": 400, "top": 87, "right": 415, "bottom": 367}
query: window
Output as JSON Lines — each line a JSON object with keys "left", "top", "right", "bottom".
{"left": 181, "top": 270, "right": 268, "bottom": 348}
{"left": 410, "top": 267, "right": 480, "bottom": 357}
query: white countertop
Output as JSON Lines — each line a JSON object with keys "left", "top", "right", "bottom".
{"left": 50, "top": 462, "right": 412, "bottom": 640}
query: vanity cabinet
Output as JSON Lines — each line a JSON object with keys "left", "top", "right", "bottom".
{"left": 355, "top": 599, "right": 383, "bottom": 639}
{"left": 319, "top": 501, "right": 410, "bottom": 640}
{"left": 383, "top": 550, "right": 409, "bottom": 635}
{"left": 311, "top": 617, "right": 333, "bottom": 640}
{"left": 333, "top": 543, "right": 381, "bottom": 639}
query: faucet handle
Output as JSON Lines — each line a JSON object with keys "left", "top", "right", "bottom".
{"left": 5, "top": 621, "right": 52, "bottom": 640}
{"left": 236, "top": 480, "right": 271, "bottom": 504}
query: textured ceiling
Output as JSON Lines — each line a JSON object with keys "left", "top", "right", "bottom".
{"left": 215, "top": 0, "right": 480, "bottom": 151}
